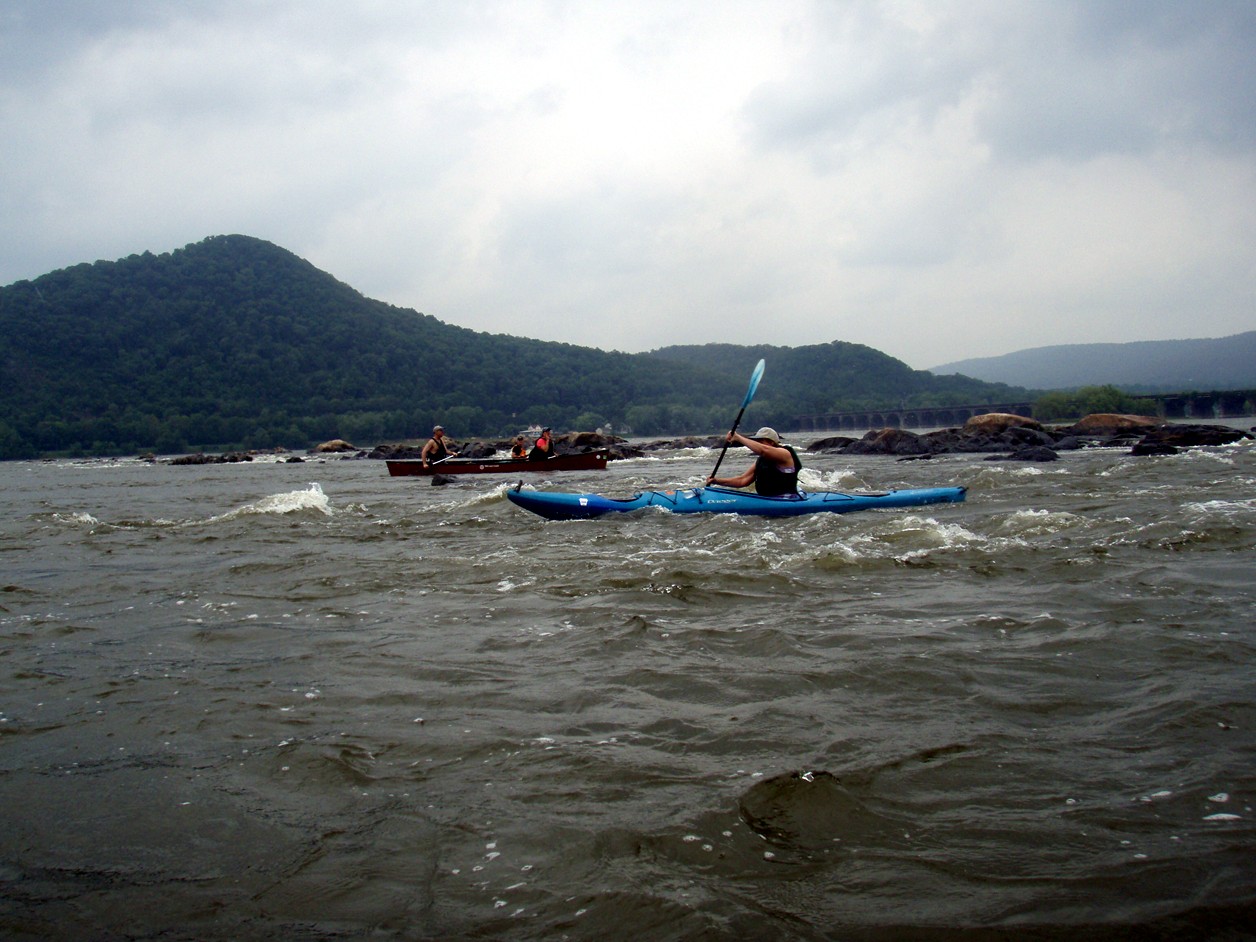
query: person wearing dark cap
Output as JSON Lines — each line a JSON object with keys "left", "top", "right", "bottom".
{"left": 421, "top": 425, "right": 457, "bottom": 468}
{"left": 705, "top": 427, "right": 801, "bottom": 496}
{"left": 528, "top": 427, "right": 554, "bottom": 461}
{"left": 510, "top": 435, "right": 528, "bottom": 459}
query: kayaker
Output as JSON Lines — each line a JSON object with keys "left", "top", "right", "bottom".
{"left": 421, "top": 425, "right": 457, "bottom": 468}
{"left": 528, "top": 427, "right": 554, "bottom": 461}
{"left": 706, "top": 427, "right": 801, "bottom": 496}
{"left": 510, "top": 435, "right": 528, "bottom": 459}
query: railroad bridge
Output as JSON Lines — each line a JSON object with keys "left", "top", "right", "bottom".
{"left": 1147, "top": 389, "right": 1256, "bottom": 419}
{"left": 793, "top": 402, "right": 1034, "bottom": 432}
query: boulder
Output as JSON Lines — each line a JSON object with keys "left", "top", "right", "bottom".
{"left": 367, "top": 443, "right": 423, "bottom": 459}
{"left": 964, "top": 413, "right": 1043, "bottom": 433}
{"left": 315, "top": 439, "right": 356, "bottom": 453}
{"left": 1066, "top": 414, "right": 1160, "bottom": 436}
{"left": 459, "top": 441, "right": 498, "bottom": 459}
{"left": 845, "top": 428, "right": 930, "bottom": 456}
{"left": 807, "top": 435, "right": 858, "bottom": 453}
{"left": 998, "top": 426, "right": 1057, "bottom": 448}
{"left": 565, "top": 431, "right": 626, "bottom": 451}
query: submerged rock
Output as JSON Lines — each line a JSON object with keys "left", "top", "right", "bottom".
{"left": 985, "top": 445, "right": 1060, "bottom": 462}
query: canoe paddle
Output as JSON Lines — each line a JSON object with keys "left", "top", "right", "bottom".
{"left": 709, "top": 358, "right": 765, "bottom": 479}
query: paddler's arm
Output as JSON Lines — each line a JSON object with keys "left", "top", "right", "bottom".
{"left": 707, "top": 465, "right": 755, "bottom": 488}
{"left": 732, "top": 431, "right": 794, "bottom": 469}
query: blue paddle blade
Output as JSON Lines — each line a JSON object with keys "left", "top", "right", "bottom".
{"left": 742, "top": 359, "right": 765, "bottom": 408}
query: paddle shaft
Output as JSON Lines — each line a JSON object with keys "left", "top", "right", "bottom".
{"left": 709, "top": 410, "right": 747, "bottom": 479}
{"left": 709, "top": 359, "right": 765, "bottom": 479}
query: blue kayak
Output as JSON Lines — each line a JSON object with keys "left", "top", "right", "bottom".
{"left": 506, "top": 483, "right": 967, "bottom": 520}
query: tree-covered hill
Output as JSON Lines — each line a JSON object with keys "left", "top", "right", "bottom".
{"left": 0, "top": 235, "right": 1025, "bottom": 458}
{"left": 646, "top": 342, "right": 1025, "bottom": 428}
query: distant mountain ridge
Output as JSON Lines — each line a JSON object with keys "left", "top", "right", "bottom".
{"left": 931, "top": 333, "right": 1256, "bottom": 392}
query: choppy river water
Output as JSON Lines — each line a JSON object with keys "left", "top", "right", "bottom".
{"left": 1, "top": 433, "right": 1254, "bottom": 941}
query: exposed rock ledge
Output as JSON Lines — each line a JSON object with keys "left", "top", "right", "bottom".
{"left": 807, "top": 413, "right": 1251, "bottom": 462}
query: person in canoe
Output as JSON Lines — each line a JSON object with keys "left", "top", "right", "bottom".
{"left": 421, "top": 425, "right": 458, "bottom": 468}
{"left": 706, "top": 427, "right": 801, "bottom": 496}
{"left": 528, "top": 427, "right": 554, "bottom": 461}
{"left": 510, "top": 435, "right": 528, "bottom": 459}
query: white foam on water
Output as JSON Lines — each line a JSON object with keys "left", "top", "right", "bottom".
{"left": 1184, "top": 497, "right": 1256, "bottom": 520}
{"left": 463, "top": 481, "right": 516, "bottom": 507}
{"left": 208, "top": 483, "right": 332, "bottom": 522}
{"left": 995, "top": 508, "right": 1088, "bottom": 538}
{"left": 1177, "top": 449, "right": 1237, "bottom": 467}
{"left": 891, "top": 514, "right": 984, "bottom": 550}
{"left": 798, "top": 467, "right": 870, "bottom": 491}
{"left": 51, "top": 511, "right": 101, "bottom": 527}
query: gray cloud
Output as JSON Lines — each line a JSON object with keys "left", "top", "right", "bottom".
{"left": 2, "top": 0, "right": 1253, "bottom": 368}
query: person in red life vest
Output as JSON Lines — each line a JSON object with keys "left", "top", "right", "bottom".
{"left": 528, "top": 427, "right": 554, "bottom": 461}
{"left": 421, "top": 425, "right": 458, "bottom": 468}
{"left": 705, "top": 427, "right": 802, "bottom": 496}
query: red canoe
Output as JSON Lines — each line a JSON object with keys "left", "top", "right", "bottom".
{"left": 386, "top": 452, "right": 609, "bottom": 477}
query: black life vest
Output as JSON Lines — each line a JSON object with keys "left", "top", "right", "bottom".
{"left": 528, "top": 435, "right": 552, "bottom": 461}
{"left": 754, "top": 445, "right": 801, "bottom": 496}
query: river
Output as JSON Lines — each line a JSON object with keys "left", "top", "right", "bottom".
{"left": 1, "top": 432, "right": 1253, "bottom": 940}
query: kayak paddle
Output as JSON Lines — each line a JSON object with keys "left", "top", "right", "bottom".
{"left": 710, "top": 358, "right": 765, "bottom": 479}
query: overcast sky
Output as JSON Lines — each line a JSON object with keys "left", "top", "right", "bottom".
{"left": 2, "top": 1, "right": 1253, "bottom": 369}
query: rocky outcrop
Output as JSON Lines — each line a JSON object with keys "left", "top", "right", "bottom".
{"left": 964, "top": 413, "right": 1044, "bottom": 434}
{"left": 1066, "top": 414, "right": 1160, "bottom": 435}
{"left": 170, "top": 417, "right": 1249, "bottom": 467}
{"left": 554, "top": 431, "right": 645, "bottom": 459}
{"left": 1133, "top": 424, "right": 1249, "bottom": 448}
{"left": 806, "top": 413, "right": 1251, "bottom": 461}
{"left": 843, "top": 428, "right": 932, "bottom": 456}
{"left": 169, "top": 452, "right": 255, "bottom": 464}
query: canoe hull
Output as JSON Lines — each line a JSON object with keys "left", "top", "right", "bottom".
{"left": 387, "top": 452, "right": 609, "bottom": 477}
{"left": 507, "top": 484, "right": 967, "bottom": 520}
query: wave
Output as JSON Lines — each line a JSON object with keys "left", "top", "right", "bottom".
{"left": 47, "top": 483, "right": 333, "bottom": 532}
{"left": 205, "top": 483, "right": 332, "bottom": 522}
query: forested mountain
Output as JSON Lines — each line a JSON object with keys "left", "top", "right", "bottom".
{"left": 0, "top": 235, "right": 1023, "bottom": 458}
{"left": 930, "top": 332, "right": 1256, "bottom": 392}
{"left": 648, "top": 343, "right": 1023, "bottom": 418}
